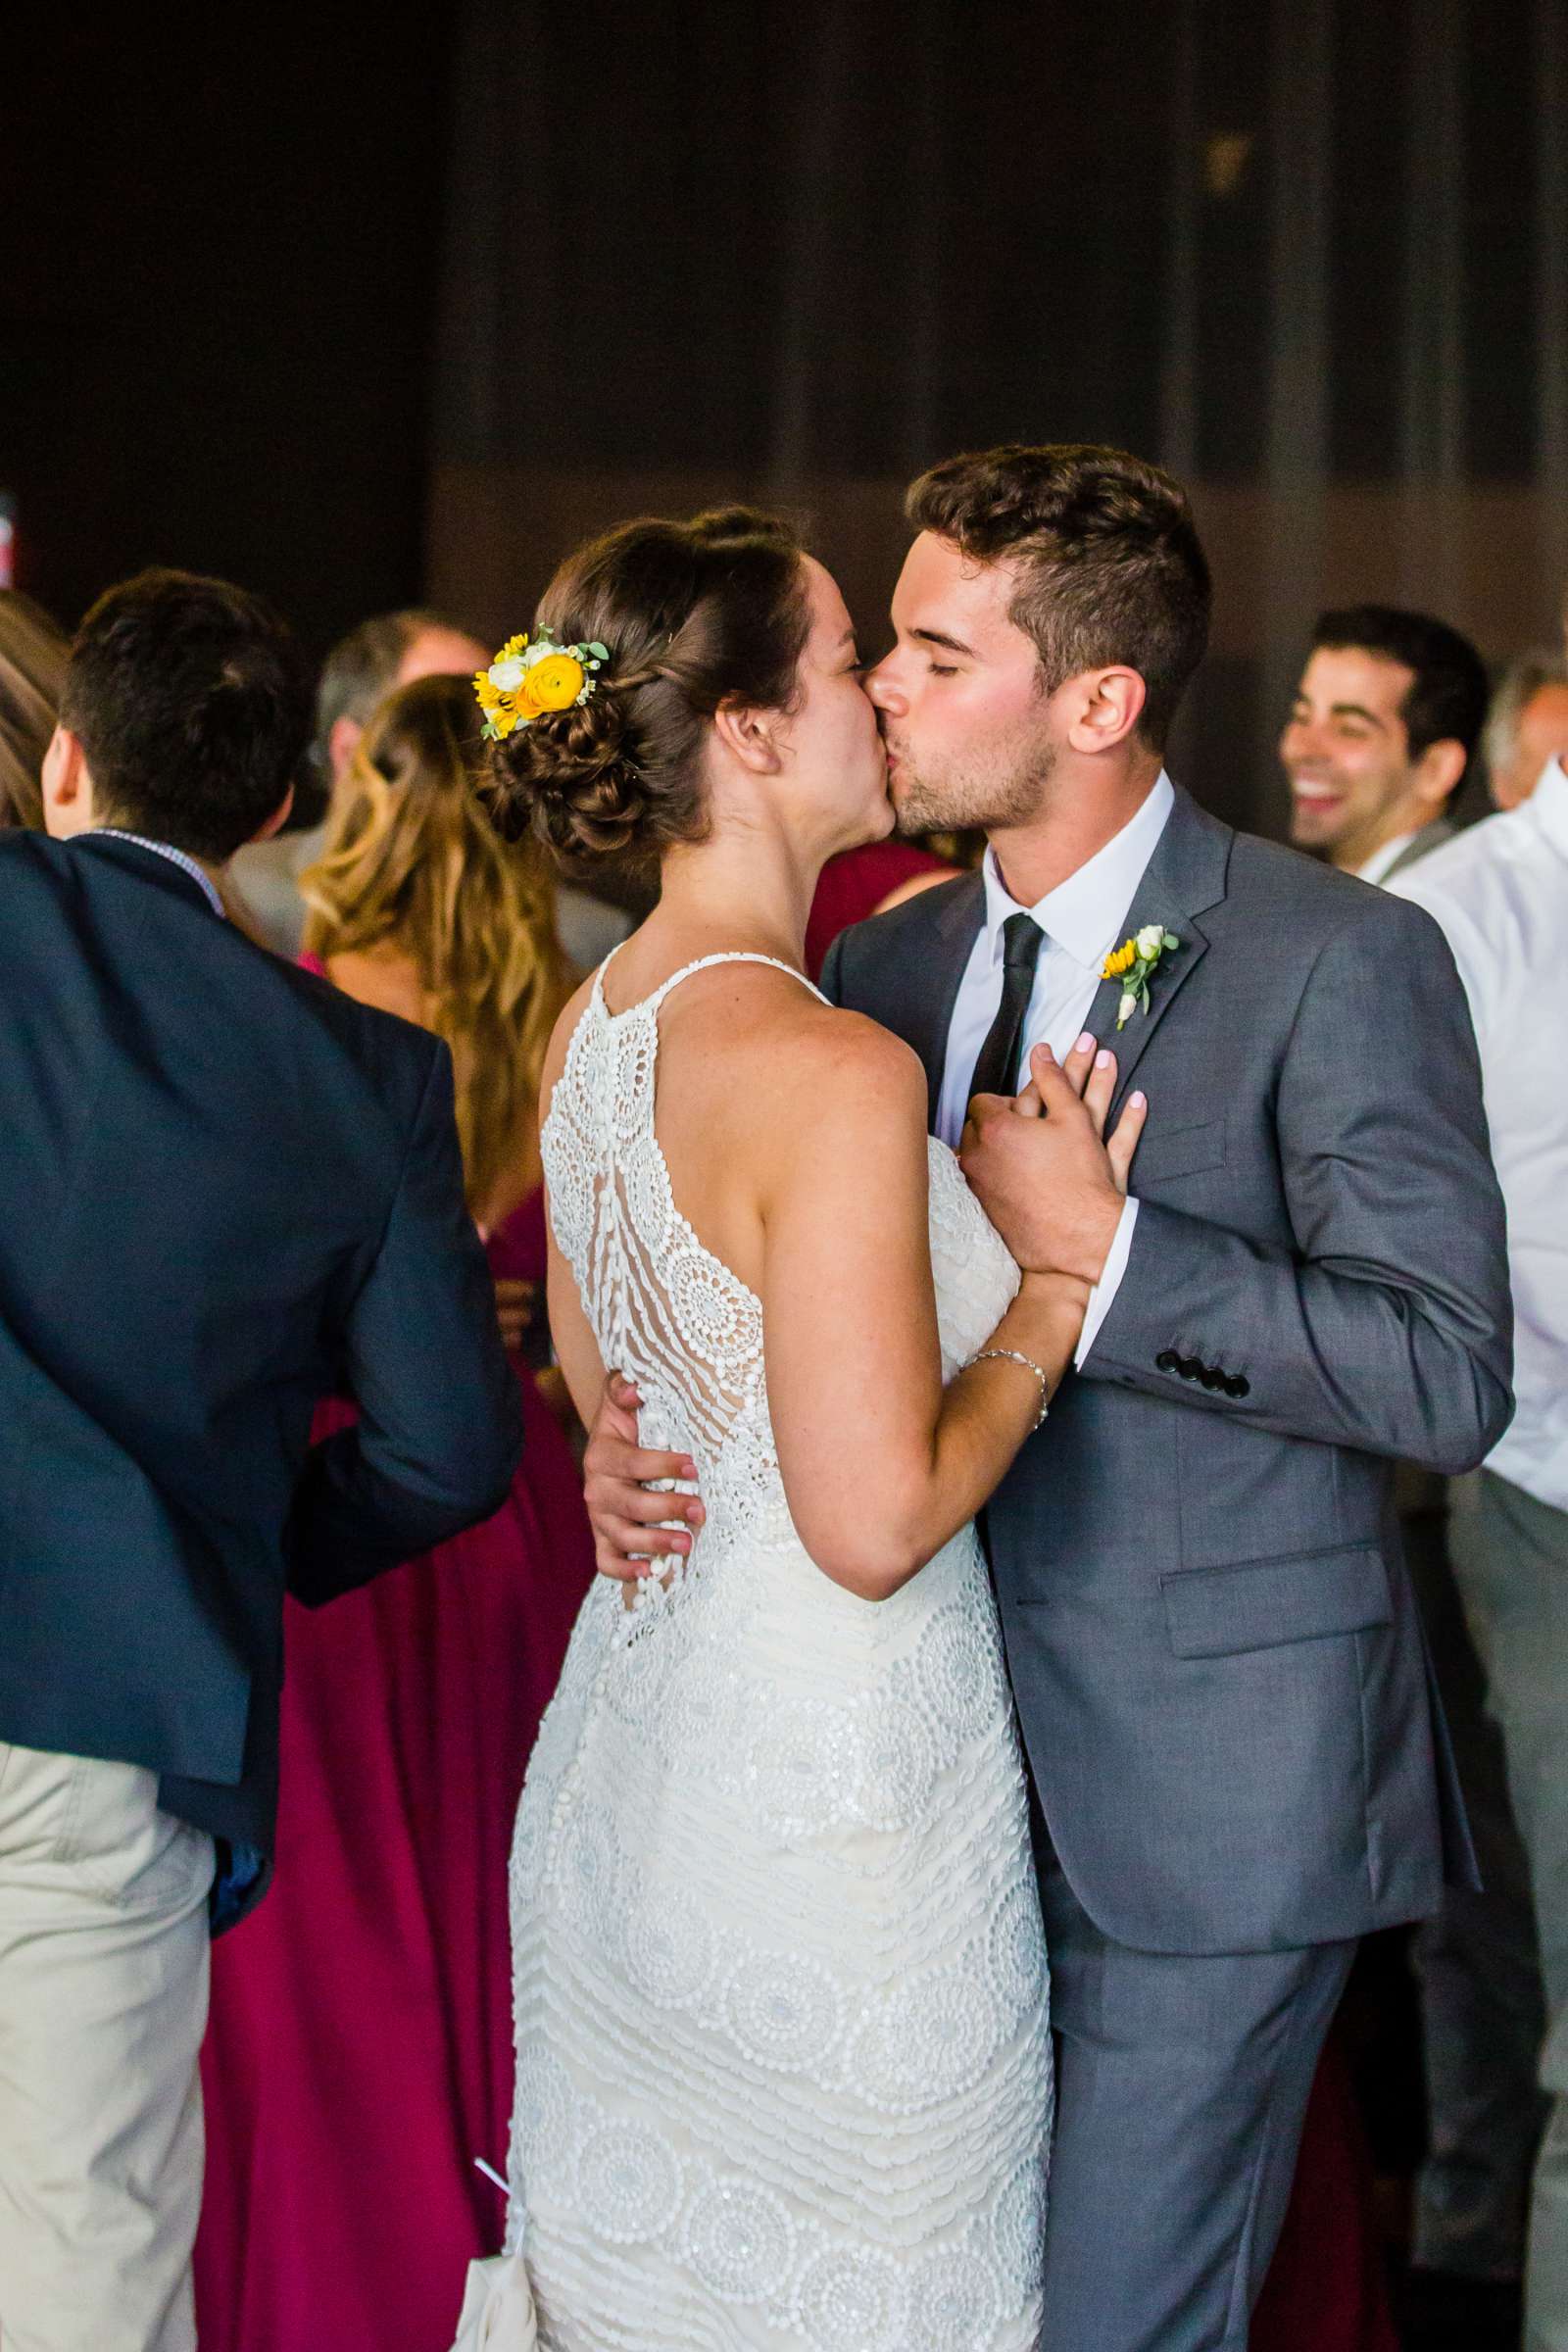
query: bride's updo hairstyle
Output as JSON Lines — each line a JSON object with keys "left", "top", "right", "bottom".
{"left": 482, "top": 507, "right": 810, "bottom": 872}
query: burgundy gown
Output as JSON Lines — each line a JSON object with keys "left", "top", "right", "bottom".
{"left": 805, "top": 839, "right": 949, "bottom": 978}
{"left": 1252, "top": 2030, "right": 1399, "bottom": 2351}
{"left": 195, "top": 1099, "right": 593, "bottom": 2349}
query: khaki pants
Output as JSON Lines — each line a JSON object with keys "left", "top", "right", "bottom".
{"left": 0, "top": 1741, "right": 215, "bottom": 2352}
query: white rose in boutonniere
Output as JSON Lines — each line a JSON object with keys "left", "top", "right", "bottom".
{"left": 1102, "top": 927, "right": 1183, "bottom": 1030}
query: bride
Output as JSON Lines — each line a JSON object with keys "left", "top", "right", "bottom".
{"left": 456, "top": 508, "right": 1144, "bottom": 2351}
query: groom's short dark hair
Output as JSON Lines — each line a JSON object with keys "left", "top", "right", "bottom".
{"left": 62, "top": 568, "right": 312, "bottom": 861}
{"left": 906, "top": 444, "right": 1211, "bottom": 751}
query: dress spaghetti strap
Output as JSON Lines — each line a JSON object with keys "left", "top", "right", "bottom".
{"left": 595, "top": 946, "right": 830, "bottom": 1022}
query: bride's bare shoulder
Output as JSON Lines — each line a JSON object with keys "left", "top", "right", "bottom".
{"left": 704, "top": 974, "right": 926, "bottom": 1140}
{"left": 797, "top": 999, "right": 924, "bottom": 1102}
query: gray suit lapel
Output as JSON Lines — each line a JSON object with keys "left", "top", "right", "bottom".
{"left": 1378, "top": 817, "right": 1453, "bottom": 885}
{"left": 915, "top": 871, "right": 985, "bottom": 1128}
{"left": 1082, "top": 788, "right": 1233, "bottom": 1107}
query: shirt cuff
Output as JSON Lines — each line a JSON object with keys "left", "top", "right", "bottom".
{"left": 1074, "top": 1198, "right": 1139, "bottom": 1370}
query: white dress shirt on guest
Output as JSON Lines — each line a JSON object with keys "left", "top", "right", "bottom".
{"left": 937, "top": 769, "right": 1175, "bottom": 1366}
{"left": 1390, "top": 756, "right": 1568, "bottom": 1511}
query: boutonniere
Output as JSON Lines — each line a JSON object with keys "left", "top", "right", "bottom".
{"left": 1102, "top": 925, "right": 1182, "bottom": 1030}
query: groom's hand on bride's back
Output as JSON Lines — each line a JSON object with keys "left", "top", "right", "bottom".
{"left": 582, "top": 1372, "right": 706, "bottom": 1582}
{"left": 960, "top": 1040, "right": 1148, "bottom": 1284}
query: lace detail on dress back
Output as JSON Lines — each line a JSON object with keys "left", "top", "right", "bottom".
{"left": 514, "top": 947, "right": 1049, "bottom": 2350}
{"left": 541, "top": 951, "right": 830, "bottom": 1613}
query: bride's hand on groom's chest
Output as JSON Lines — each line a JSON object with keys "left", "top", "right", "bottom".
{"left": 959, "top": 1041, "right": 1147, "bottom": 1286}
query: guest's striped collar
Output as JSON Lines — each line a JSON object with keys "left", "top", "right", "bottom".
{"left": 77, "top": 828, "right": 226, "bottom": 919}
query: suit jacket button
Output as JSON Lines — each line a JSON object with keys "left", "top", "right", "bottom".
{"left": 1155, "top": 1349, "right": 1181, "bottom": 1372}
{"left": 1226, "top": 1374, "right": 1250, "bottom": 1398}
{"left": 1199, "top": 1365, "right": 1226, "bottom": 1391}
{"left": 1178, "top": 1356, "right": 1202, "bottom": 1381}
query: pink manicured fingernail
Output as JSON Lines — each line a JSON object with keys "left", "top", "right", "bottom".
{"left": 672, "top": 1532, "right": 691, "bottom": 1552}
{"left": 681, "top": 1459, "right": 698, "bottom": 1479}
{"left": 1095, "top": 1049, "right": 1112, "bottom": 1069}
{"left": 1131, "top": 1090, "right": 1147, "bottom": 1106}
{"left": 1075, "top": 1031, "right": 1095, "bottom": 1054}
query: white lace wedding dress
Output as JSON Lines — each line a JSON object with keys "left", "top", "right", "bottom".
{"left": 503, "top": 951, "right": 1052, "bottom": 2351}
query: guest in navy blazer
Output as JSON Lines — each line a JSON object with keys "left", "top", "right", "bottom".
{"left": 0, "top": 567, "right": 520, "bottom": 2352}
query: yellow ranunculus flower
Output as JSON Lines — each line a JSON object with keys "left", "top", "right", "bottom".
{"left": 526, "top": 652, "right": 586, "bottom": 712}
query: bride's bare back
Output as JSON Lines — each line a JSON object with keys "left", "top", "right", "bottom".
{"left": 541, "top": 940, "right": 1081, "bottom": 1599}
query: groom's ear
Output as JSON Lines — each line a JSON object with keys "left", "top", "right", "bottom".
{"left": 711, "top": 697, "right": 785, "bottom": 775}
{"left": 1063, "top": 665, "right": 1148, "bottom": 756}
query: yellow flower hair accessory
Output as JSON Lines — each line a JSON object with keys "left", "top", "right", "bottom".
{"left": 473, "top": 626, "right": 610, "bottom": 742}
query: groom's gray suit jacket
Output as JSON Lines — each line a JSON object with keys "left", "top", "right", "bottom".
{"left": 821, "top": 788, "right": 1512, "bottom": 1956}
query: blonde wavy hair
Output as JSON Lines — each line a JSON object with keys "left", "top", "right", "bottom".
{"left": 301, "top": 671, "right": 570, "bottom": 1216}
{"left": 0, "top": 590, "right": 69, "bottom": 831}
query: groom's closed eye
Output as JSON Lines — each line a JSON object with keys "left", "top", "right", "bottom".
{"left": 911, "top": 626, "right": 975, "bottom": 676}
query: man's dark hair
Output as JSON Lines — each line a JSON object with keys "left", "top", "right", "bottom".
{"left": 1311, "top": 604, "right": 1490, "bottom": 783}
{"left": 60, "top": 568, "right": 311, "bottom": 861}
{"left": 906, "top": 443, "right": 1211, "bottom": 751}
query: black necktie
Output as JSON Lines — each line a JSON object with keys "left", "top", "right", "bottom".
{"left": 966, "top": 911, "right": 1045, "bottom": 1102}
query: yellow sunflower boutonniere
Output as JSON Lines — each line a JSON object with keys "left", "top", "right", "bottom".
{"left": 1102, "top": 923, "right": 1182, "bottom": 1029}
{"left": 473, "top": 626, "right": 610, "bottom": 742}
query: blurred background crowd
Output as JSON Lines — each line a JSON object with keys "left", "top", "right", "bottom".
{"left": 4, "top": 6, "right": 1567, "bottom": 2348}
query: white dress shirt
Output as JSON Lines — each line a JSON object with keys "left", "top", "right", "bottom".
{"left": 937, "top": 771, "right": 1175, "bottom": 1365}
{"left": 1390, "top": 757, "right": 1568, "bottom": 1511}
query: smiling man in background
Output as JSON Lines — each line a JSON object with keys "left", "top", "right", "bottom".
{"left": 1281, "top": 604, "right": 1490, "bottom": 885}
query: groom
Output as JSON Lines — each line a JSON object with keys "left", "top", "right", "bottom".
{"left": 585, "top": 444, "right": 1513, "bottom": 2348}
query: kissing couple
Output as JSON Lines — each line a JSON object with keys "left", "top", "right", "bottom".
{"left": 454, "top": 442, "right": 1511, "bottom": 2352}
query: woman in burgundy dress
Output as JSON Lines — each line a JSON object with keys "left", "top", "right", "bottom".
{"left": 195, "top": 674, "right": 593, "bottom": 2352}
{"left": 804, "top": 835, "right": 956, "bottom": 976}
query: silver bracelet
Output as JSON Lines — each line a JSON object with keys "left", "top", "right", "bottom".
{"left": 969, "top": 1348, "right": 1052, "bottom": 1432}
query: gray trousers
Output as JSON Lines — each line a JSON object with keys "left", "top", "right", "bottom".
{"left": 1406, "top": 1490, "right": 1546, "bottom": 2278}
{"left": 1446, "top": 1469, "right": 1568, "bottom": 2352}
{"left": 1037, "top": 1856, "right": 1354, "bottom": 2352}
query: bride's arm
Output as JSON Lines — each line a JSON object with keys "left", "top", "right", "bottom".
{"left": 760, "top": 1019, "right": 1088, "bottom": 1603}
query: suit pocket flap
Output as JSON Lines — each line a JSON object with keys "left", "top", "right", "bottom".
{"left": 1161, "top": 1544, "right": 1392, "bottom": 1659}
{"left": 1129, "top": 1114, "right": 1226, "bottom": 1185}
